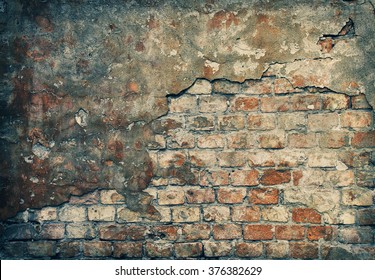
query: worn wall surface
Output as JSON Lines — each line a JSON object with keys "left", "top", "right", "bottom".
{"left": 0, "top": 0, "right": 374, "bottom": 259}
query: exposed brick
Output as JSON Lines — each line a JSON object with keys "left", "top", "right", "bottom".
{"left": 187, "top": 79, "right": 212, "bottom": 94}
{"left": 66, "top": 223, "right": 96, "bottom": 239}
{"left": 319, "top": 132, "right": 348, "bottom": 148}
{"left": 197, "top": 134, "right": 225, "bottom": 148}
{"left": 203, "top": 206, "right": 230, "bottom": 222}
{"left": 288, "top": 133, "right": 316, "bottom": 148}
{"left": 203, "top": 241, "right": 232, "bottom": 257}
{"left": 34, "top": 207, "right": 57, "bottom": 222}
{"left": 186, "top": 188, "right": 215, "bottom": 204}
{"left": 218, "top": 115, "right": 245, "bottom": 130}
{"left": 307, "top": 226, "right": 333, "bottom": 241}
{"left": 158, "top": 187, "right": 185, "bottom": 205}
{"left": 230, "top": 96, "right": 258, "bottom": 111}
{"left": 40, "top": 224, "right": 65, "bottom": 240}
{"left": 88, "top": 205, "right": 115, "bottom": 221}
{"left": 341, "top": 188, "right": 373, "bottom": 206}
{"left": 218, "top": 151, "right": 247, "bottom": 167}
{"left": 149, "top": 134, "right": 166, "bottom": 149}
{"left": 232, "top": 206, "right": 260, "bottom": 222}
{"left": 260, "top": 96, "right": 290, "bottom": 112}
{"left": 3, "top": 224, "right": 38, "bottom": 241}
{"left": 167, "top": 130, "right": 195, "bottom": 149}
{"left": 248, "top": 114, "right": 276, "bottom": 130}
{"left": 308, "top": 113, "right": 339, "bottom": 131}
{"left": 235, "top": 242, "right": 263, "bottom": 257}
{"left": 117, "top": 207, "right": 142, "bottom": 222}
{"left": 275, "top": 225, "right": 305, "bottom": 240}
{"left": 227, "top": 132, "right": 257, "bottom": 149}
{"left": 182, "top": 224, "right": 211, "bottom": 240}
{"left": 292, "top": 208, "right": 321, "bottom": 224}
{"left": 308, "top": 151, "right": 337, "bottom": 167}
{"left": 260, "top": 170, "right": 291, "bottom": 185}
{"left": 322, "top": 93, "right": 349, "bottom": 111}
{"left": 259, "top": 132, "right": 285, "bottom": 149}
{"left": 358, "top": 209, "right": 375, "bottom": 225}
{"left": 326, "top": 170, "right": 355, "bottom": 187}
{"left": 99, "top": 225, "right": 147, "bottom": 241}
{"left": 248, "top": 151, "right": 276, "bottom": 167}
{"left": 172, "top": 207, "right": 200, "bottom": 222}
{"left": 152, "top": 117, "right": 184, "bottom": 134}
{"left": 274, "top": 78, "right": 297, "bottom": 94}
{"left": 175, "top": 242, "right": 203, "bottom": 258}
{"left": 1, "top": 242, "right": 27, "bottom": 258}
{"left": 231, "top": 170, "right": 259, "bottom": 186}
{"left": 217, "top": 188, "right": 246, "bottom": 204}
{"left": 151, "top": 225, "right": 179, "bottom": 241}
{"left": 244, "top": 225, "right": 273, "bottom": 240}
{"left": 59, "top": 242, "right": 81, "bottom": 258}
{"left": 243, "top": 78, "right": 273, "bottom": 94}
{"left": 265, "top": 242, "right": 289, "bottom": 259}
{"left": 70, "top": 191, "right": 99, "bottom": 205}
{"left": 187, "top": 115, "right": 215, "bottom": 131}
{"left": 278, "top": 113, "right": 306, "bottom": 130}
{"left": 113, "top": 242, "right": 143, "bottom": 258}
{"left": 339, "top": 228, "right": 373, "bottom": 244}
{"left": 290, "top": 94, "right": 320, "bottom": 111}
{"left": 100, "top": 190, "right": 125, "bottom": 204}
{"left": 351, "top": 94, "right": 372, "bottom": 109}
{"left": 145, "top": 242, "right": 173, "bottom": 258}
{"left": 59, "top": 205, "right": 86, "bottom": 222}
{"left": 213, "top": 224, "right": 242, "bottom": 240}
{"left": 249, "top": 188, "right": 279, "bottom": 204}
{"left": 341, "top": 111, "right": 372, "bottom": 128}
{"left": 189, "top": 150, "right": 217, "bottom": 167}
{"left": 158, "top": 151, "right": 186, "bottom": 168}
{"left": 290, "top": 242, "right": 318, "bottom": 259}
{"left": 28, "top": 241, "right": 56, "bottom": 258}
{"left": 262, "top": 206, "right": 289, "bottom": 222}
{"left": 199, "top": 95, "right": 228, "bottom": 113}
{"left": 292, "top": 170, "right": 303, "bottom": 186}
{"left": 169, "top": 95, "right": 197, "bottom": 113}
{"left": 200, "top": 170, "right": 229, "bottom": 186}
{"left": 352, "top": 131, "right": 375, "bottom": 148}
{"left": 276, "top": 150, "right": 307, "bottom": 167}
{"left": 213, "top": 80, "right": 242, "bottom": 94}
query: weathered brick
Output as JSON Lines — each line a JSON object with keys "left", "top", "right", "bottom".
{"left": 151, "top": 225, "right": 179, "bottom": 241}
{"left": 265, "top": 242, "right": 289, "bottom": 259}
{"left": 278, "top": 113, "right": 306, "bottom": 130}
{"left": 1, "top": 242, "right": 27, "bottom": 258}
{"left": 259, "top": 132, "right": 285, "bottom": 149}
{"left": 230, "top": 96, "right": 258, "bottom": 111}
{"left": 322, "top": 93, "right": 349, "bottom": 111}
{"left": 342, "top": 188, "right": 373, "bottom": 206}
{"left": 232, "top": 206, "right": 260, "bottom": 222}
{"left": 352, "top": 131, "right": 375, "bottom": 148}
{"left": 274, "top": 78, "right": 298, "bottom": 94}
{"left": 275, "top": 225, "right": 305, "bottom": 240}
{"left": 169, "top": 95, "right": 197, "bottom": 113}
{"left": 152, "top": 117, "right": 184, "bottom": 134}
{"left": 113, "top": 242, "right": 143, "bottom": 258}
{"left": 290, "top": 242, "right": 318, "bottom": 259}
{"left": 339, "top": 228, "right": 373, "bottom": 244}
{"left": 200, "top": 170, "right": 229, "bottom": 186}
{"left": 275, "top": 150, "right": 307, "bottom": 167}
{"left": 117, "top": 207, "right": 142, "bottom": 222}
{"left": 59, "top": 242, "right": 81, "bottom": 258}
{"left": 88, "top": 206, "right": 115, "bottom": 221}
{"left": 186, "top": 188, "right": 215, "bottom": 204}
{"left": 100, "top": 190, "right": 125, "bottom": 204}
{"left": 248, "top": 151, "right": 276, "bottom": 167}
{"left": 244, "top": 225, "right": 273, "bottom": 240}
{"left": 358, "top": 209, "right": 375, "bottom": 225}
{"left": 187, "top": 115, "right": 215, "bottom": 131}
{"left": 197, "top": 134, "right": 225, "bottom": 148}
{"left": 172, "top": 207, "right": 200, "bottom": 222}
{"left": 175, "top": 242, "right": 203, "bottom": 258}
{"left": 290, "top": 94, "right": 320, "bottom": 111}
{"left": 260, "top": 170, "right": 291, "bottom": 185}
{"left": 199, "top": 95, "right": 228, "bottom": 113}
{"left": 59, "top": 205, "right": 86, "bottom": 222}
{"left": 33, "top": 207, "right": 57, "bottom": 222}
{"left": 243, "top": 78, "right": 273, "bottom": 94}
{"left": 217, "top": 188, "right": 246, "bottom": 204}
{"left": 70, "top": 191, "right": 99, "bottom": 205}
{"left": 213, "top": 224, "right": 242, "bottom": 240}
{"left": 3, "top": 224, "right": 38, "bottom": 241}
{"left": 261, "top": 96, "right": 290, "bottom": 112}
{"left": 307, "top": 226, "right": 333, "bottom": 241}
{"left": 341, "top": 111, "right": 372, "bottom": 128}
{"left": 214, "top": 80, "right": 242, "bottom": 94}
{"left": 288, "top": 133, "right": 316, "bottom": 148}
{"left": 203, "top": 206, "right": 230, "bottom": 222}
{"left": 292, "top": 208, "right": 321, "bottom": 224}
{"left": 188, "top": 150, "right": 216, "bottom": 168}
{"left": 149, "top": 134, "right": 166, "bottom": 149}
{"left": 262, "top": 206, "right": 289, "bottom": 222}
{"left": 147, "top": 206, "right": 171, "bottom": 223}
{"left": 218, "top": 115, "right": 245, "bottom": 130}
{"left": 145, "top": 242, "right": 173, "bottom": 258}
{"left": 40, "top": 224, "right": 65, "bottom": 240}
{"left": 235, "top": 242, "right": 263, "bottom": 257}
{"left": 248, "top": 114, "right": 276, "bottom": 130}
{"left": 308, "top": 151, "right": 337, "bottom": 167}
{"left": 218, "top": 151, "right": 246, "bottom": 167}
{"left": 66, "top": 223, "right": 96, "bottom": 239}
{"left": 203, "top": 241, "right": 232, "bottom": 257}
{"left": 319, "top": 132, "right": 349, "bottom": 148}
{"left": 231, "top": 170, "right": 259, "bottom": 186}
{"left": 167, "top": 130, "right": 195, "bottom": 149}
{"left": 326, "top": 170, "right": 355, "bottom": 187}
{"left": 28, "top": 241, "right": 56, "bottom": 258}
{"left": 249, "top": 188, "right": 279, "bottom": 204}
{"left": 182, "top": 224, "right": 211, "bottom": 240}
{"left": 187, "top": 79, "right": 212, "bottom": 94}
{"left": 159, "top": 151, "right": 186, "bottom": 168}
{"left": 227, "top": 132, "right": 257, "bottom": 149}
{"left": 98, "top": 225, "right": 127, "bottom": 241}
{"left": 351, "top": 94, "right": 372, "bottom": 109}
{"left": 308, "top": 113, "right": 339, "bottom": 131}
{"left": 158, "top": 187, "right": 185, "bottom": 205}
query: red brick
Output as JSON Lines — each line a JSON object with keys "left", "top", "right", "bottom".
{"left": 244, "top": 225, "right": 273, "bottom": 240}
{"left": 319, "top": 132, "right": 348, "bottom": 148}
{"left": 249, "top": 188, "right": 279, "bottom": 204}
{"left": 290, "top": 94, "right": 321, "bottom": 111}
{"left": 200, "top": 170, "right": 229, "bottom": 186}
{"left": 232, "top": 206, "right": 260, "bottom": 222}
{"left": 231, "top": 170, "right": 259, "bottom": 186}
{"left": 186, "top": 188, "right": 215, "bottom": 204}
{"left": 218, "top": 115, "right": 245, "bottom": 130}
{"left": 213, "top": 224, "right": 242, "bottom": 240}
{"left": 275, "top": 226, "right": 305, "bottom": 240}
{"left": 248, "top": 114, "right": 276, "bottom": 130}
{"left": 341, "top": 111, "right": 372, "bottom": 128}
{"left": 260, "top": 170, "right": 291, "bottom": 185}
{"left": 292, "top": 208, "right": 321, "bottom": 224}
{"left": 352, "top": 131, "right": 375, "bottom": 148}
{"left": 290, "top": 242, "right": 319, "bottom": 259}
{"left": 174, "top": 242, "right": 203, "bottom": 258}
{"left": 231, "top": 96, "right": 258, "bottom": 111}
{"left": 83, "top": 241, "right": 112, "bottom": 257}
{"left": 260, "top": 96, "right": 290, "bottom": 112}
{"left": 307, "top": 226, "right": 333, "bottom": 241}
{"left": 182, "top": 224, "right": 211, "bottom": 240}
{"left": 288, "top": 133, "right": 317, "bottom": 148}
{"left": 292, "top": 170, "right": 303, "bottom": 186}
{"left": 259, "top": 133, "right": 285, "bottom": 149}
{"left": 145, "top": 242, "right": 173, "bottom": 258}
{"left": 218, "top": 151, "right": 247, "bottom": 167}
{"left": 217, "top": 188, "right": 246, "bottom": 204}
{"left": 113, "top": 242, "right": 143, "bottom": 258}
{"left": 235, "top": 242, "right": 263, "bottom": 257}
{"left": 197, "top": 134, "right": 225, "bottom": 148}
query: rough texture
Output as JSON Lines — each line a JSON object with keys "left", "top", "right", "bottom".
{"left": 0, "top": 0, "right": 374, "bottom": 259}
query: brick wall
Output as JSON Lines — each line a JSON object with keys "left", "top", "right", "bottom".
{"left": 1, "top": 78, "right": 373, "bottom": 259}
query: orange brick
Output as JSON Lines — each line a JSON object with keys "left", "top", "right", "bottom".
{"left": 260, "top": 170, "right": 291, "bottom": 185}
{"left": 244, "top": 225, "right": 273, "bottom": 240}
{"left": 307, "top": 226, "right": 333, "bottom": 241}
{"left": 292, "top": 208, "right": 321, "bottom": 224}
{"left": 275, "top": 225, "right": 305, "bottom": 240}
{"left": 217, "top": 188, "right": 246, "bottom": 204}
{"left": 290, "top": 94, "right": 320, "bottom": 111}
